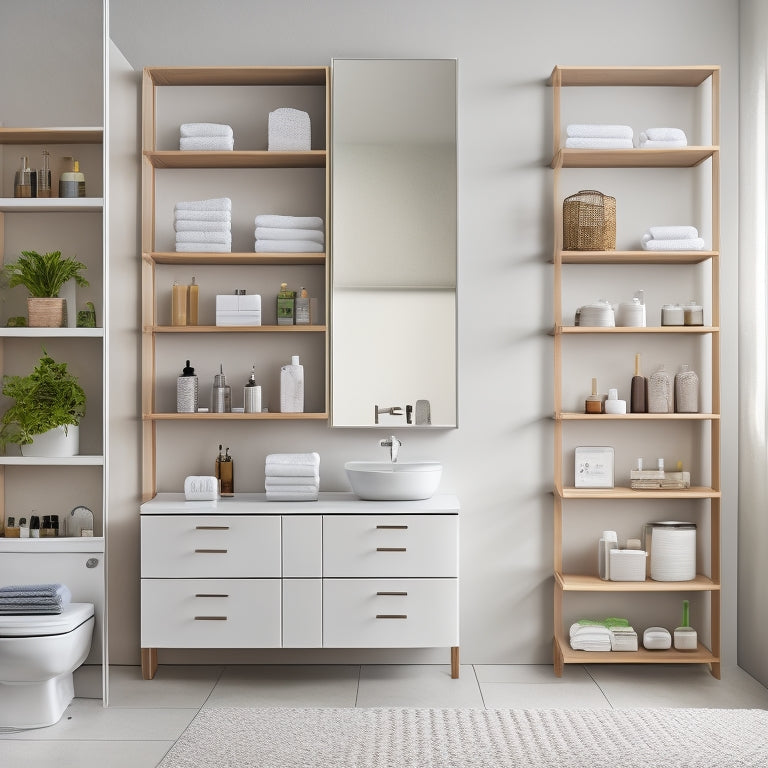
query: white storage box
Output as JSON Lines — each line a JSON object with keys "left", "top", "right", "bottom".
{"left": 609, "top": 549, "right": 647, "bottom": 581}
{"left": 216, "top": 293, "right": 262, "bottom": 326}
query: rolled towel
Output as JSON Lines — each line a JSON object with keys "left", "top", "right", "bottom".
{"left": 175, "top": 220, "right": 232, "bottom": 232}
{"left": 268, "top": 107, "right": 312, "bottom": 151}
{"left": 174, "top": 209, "right": 231, "bottom": 222}
{"left": 255, "top": 239, "right": 323, "bottom": 253}
{"left": 175, "top": 243, "right": 232, "bottom": 252}
{"left": 176, "top": 230, "right": 232, "bottom": 244}
{"left": 266, "top": 490, "right": 319, "bottom": 502}
{"left": 180, "top": 123, "right": 233, "bottom": 138}
{"left": 638, "top": 136, "right": 688, "bottom": 149}
{"left": 566, "top": 124, "right": 633, "bottom": 139}
{"left": 643, "top": 127, "right": 687, "bottom": 142}
{"left": 642, "top": 237, "right": 706, "bottom": 251}
{"left": 255, "top": 214, "right": 324, "bottom": 230}
{"left": 254, "top": 226, "right": 324, "bottom": 244}
{"left": 175, "top": 198, "right": 232, "bottom": 212}
{"left": 565, "top": 137, "right": 634, "bottom": 149}
{"left": 648, "top": 225, "right": 699, "bottom": 240}
{"left": 180, "top": 136, "right": 235, "bottom": 151}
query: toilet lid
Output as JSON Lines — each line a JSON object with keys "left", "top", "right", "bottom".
{"left": 0, "top": 602, "right": 94, "bottom": 637}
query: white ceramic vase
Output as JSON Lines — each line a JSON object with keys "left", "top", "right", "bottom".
{"left": 20, "top": 425, "right": 79, "bottom": 457}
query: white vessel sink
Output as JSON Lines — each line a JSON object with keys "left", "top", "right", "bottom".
{"left": 345, "top": 461, "right": 442, "bottom": 501}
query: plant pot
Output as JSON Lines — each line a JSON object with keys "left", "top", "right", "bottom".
{"left": 20, "top": 425, "right": 79, "bottom": 457}
{"left": 27, "top": 297, "right": 67, "bottom": 328}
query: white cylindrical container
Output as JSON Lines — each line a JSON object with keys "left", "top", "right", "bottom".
{"left": 280, "top": 355, "right": 304, "bottom": 413}
{"left": 661, "top": 304, "right": 685, "bottom": 326}
{"left": 647, "top": 522, "right": 697, "bottom": 581}
{"left": 598, "top": 530, "right": 618, "bottom": 580}
{"left": 603, "top": 388, "right": 627, "bottom": 414}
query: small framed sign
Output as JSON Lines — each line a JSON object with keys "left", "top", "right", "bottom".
{"left": 575, "top": 446, "right": 615, "bottom": 488}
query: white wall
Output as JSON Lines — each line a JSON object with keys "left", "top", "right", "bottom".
{"left": 105, "top": 0, "right": 742, "bottom": 667}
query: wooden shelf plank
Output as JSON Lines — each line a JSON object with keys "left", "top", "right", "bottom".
{"left": 554, "top": 634, "right": 718, "bottom": 667}
{"left": 558, "top": 486, "right": 720, "bottom": 500}
{"left": 0, "top": 198, "right": 103, "bottom": 212}
{"left": 146, "top": 66, "right": 327, "bottom": 87}
{"left": 556, "top": 573, "right": 719, "bottom": 592}
{"left": 556, "top": 412, "right": 719, "bottom": 421}
{"left": 552, "top": 146, "right": 717, "bottom": 169}
{"left": 558, "top": 250, "right": 716, "bottom": 265}
{"left": 146, "top": 412, "right": 327, "bottom": 421}
{"left": 0, "top": 127, "right": 103, "bottom": 144}
{"left": 144, "top": 150, "right": 326, "bottom": 169}
{"left": 548, "top": 65, "right": 719, "bottom": 88}
{"left": 555, "top": 325, "right": 718, "bottom": 335}
{"left": 147, "top": 252, "right": 325, "bottom": 266}
{"left": 149, "top": 325, "right": 326, "bottom": 333}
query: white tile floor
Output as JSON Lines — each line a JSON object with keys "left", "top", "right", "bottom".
{"left": 1, "top": 663, "right": 767, "bottom": 768}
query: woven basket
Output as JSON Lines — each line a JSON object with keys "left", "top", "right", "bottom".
{"left": 563, "top": 189, "right": 616, "bottom": 251}
{"left": 27, "top": 297, "right": 66, "bottom": 327}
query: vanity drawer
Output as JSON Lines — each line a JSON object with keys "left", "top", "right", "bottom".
{"left": 141, "top": 515, "right": 281, "bottom": 578}
{"left": 323, "top": 578, "right": 458, "bottom": 647}
{"left": 322, "top": 515, "right": 458, "bottom": 577}
{"left": 140, "top": 578, "right": 281, "bottom": 648}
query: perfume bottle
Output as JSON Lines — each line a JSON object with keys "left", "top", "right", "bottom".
{"left": 211, "top": 364, "right": 231, "bottom": 413}
{"left": 14, "top": 156, "right": 33, "bottom": 198}
{"left": 243, "top": 366, "right": 262, "bottom": 413}
{"left": 277, "top": 282, "right": 295, "bottom": 325}
{"left": 36, "top": 150, "right": 52, "bottom": 198}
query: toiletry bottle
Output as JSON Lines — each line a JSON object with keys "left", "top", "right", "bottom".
{"left": 171, "top": 281, "right": 188, "bottom": 326}
{"left": 295, "top": 287, "right": 310, "bottom": 325}
{"left": 603, "top": 388, "right": 626, "bottom": 414}
{"left": 277, "top": 282, "right": 296, "bottom": 325}
{"left": 59, "top": 158, "right": 85, "bottom": 198}
{"left": 243, "top": 366, "right": 262, "bottom": 413}
{"left": 647, "top": 365, "right": 674, "bottom": 413}
{"left": 19, "top": 517, "right": 29, "bottom": 538}
{"left": 598, "top": 530, "right": 618, "bottom": 580}
{"left": 51, "top": 514, "right": 59, "bottom": 537}
{"left": 674, "top": 599, "right": 698, "bottom": 650}
{"left": 29, "top": 515, "right": 40, "bottom": 538}
{"left": 4, "top": 517, "right": 20, "bottom": 538}
{"left": 215, "top": 445, "right": 235, "bottom": 497}
{"left": 177, "top": 360, "right": 199, "bottom": 413}
{"left": 41, "top": 515, "right": 52, "bottom": 537}
{"left": 630, "top": 353, "right": 647, "bottom": 413}
{"left": 211, "top": 364, "right": 232, "bottom": 413}
{"left": 674, "top": 363, "right": 699, "bottom": 413}
{"left": 585, "top": 377, "right": 602, "bottom": 414}
{"left": 36, "top": 149, "right": 52, "bottom": 198}
{"left": 14, "top": 156, "right": 33, "bottom": 198}
{"left": 187, "top": 277, "right": 199, "bottom": 325}
{"left": 280, "top": 355, "right": 304, "bottom": 413}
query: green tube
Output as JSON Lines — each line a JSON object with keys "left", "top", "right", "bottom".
{"left": 682, "top": 599, "right": 690, "bottom": 627}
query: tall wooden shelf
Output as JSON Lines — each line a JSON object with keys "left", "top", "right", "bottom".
{"left": 549, "top": 65, "right": 721, "bottom": 679}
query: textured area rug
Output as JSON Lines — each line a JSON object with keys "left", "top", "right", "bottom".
{"left": 158, "top": 706, "right": 768, "bottom": 767}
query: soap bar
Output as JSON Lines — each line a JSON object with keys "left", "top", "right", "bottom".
{"left": 184, "top": 475, "right": 218, "bottom": 501}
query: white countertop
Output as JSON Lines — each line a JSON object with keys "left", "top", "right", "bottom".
{"left": 0, "top": 536, "right": 105, "bottom": 553}
{"left": 141, "top": 491, "right": 459, "bottom": 515}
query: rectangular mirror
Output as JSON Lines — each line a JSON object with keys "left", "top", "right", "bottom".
{"left": 331, "top": 58, "right": 457, "bottom": 427}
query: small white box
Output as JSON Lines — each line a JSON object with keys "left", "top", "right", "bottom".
{"left": 238, "top": 294, "right": 261, "bottom": 312}
{"left": 574, "top": 446, "right": 614, "bottom": 488}
{"left": 609, "top": 549, "right": 647, "bottom": 581}
{"left": 216, "top": 294, "right": 262, "bottom": 326}
{"left": 610, "top": 626, "right": 638, "bottom": 651}
{"left": 216, "top": 294, "right": 239, "bottom": 312}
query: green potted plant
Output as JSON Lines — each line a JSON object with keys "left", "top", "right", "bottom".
{"left": 0, "top": 349, "right": 86, "bottom": 456}
{"left": 4, "top": 249, "right": 89, "bottom": 327}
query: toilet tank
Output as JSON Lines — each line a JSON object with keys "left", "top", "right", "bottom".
{"left": 0, "top": 538, "right": 105, "bottom": 664}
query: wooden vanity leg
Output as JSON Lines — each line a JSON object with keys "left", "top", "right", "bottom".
{"left": 141, "top": 647, "right": 158, "bottom": 680}
{"left": 450, "top": 646, "right": 460, "bottom": 678}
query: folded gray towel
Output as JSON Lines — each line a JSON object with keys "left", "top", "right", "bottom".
{"left": 0, "top": 583, "right": 71, "bottom": 608}
{"left": 0, "top": 583, "right": 67, "bottom": 597}
{"left": 0, "top": 606, "right": 64, "bottom": 614}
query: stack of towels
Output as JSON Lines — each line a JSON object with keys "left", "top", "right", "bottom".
{"left": 0, "top": 583, "right": 71, "bottom": 615}
{"left": 265, "top": 452, "right": 320, "bottom": 501}
{"left": 254, "top": 214, "right": 324, "bottom": 253}
{"left": 639, "top": 127, "right": 687, "bottom": 149}
{"left": 641, "top": 225, "right": 705, "bottom": 251}
{"left": 565, "top": 124, "right": 633, "bottom": 149}
{"left": 174, "top": 197, "right": 232, "bottom": 252}
{"left": 179, "top": 123, "right": 234, "bottom": 151}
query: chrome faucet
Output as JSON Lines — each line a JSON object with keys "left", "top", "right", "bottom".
{"left": 374, "top": 404, "right": 403, "bottom": 424}
{"left": 380, "top": 435, "right": 402, "bottom": 463}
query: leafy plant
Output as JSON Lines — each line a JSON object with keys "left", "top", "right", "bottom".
{"left": 4, "top": 250, "right": 89, "bottom": 298}
{"left": 0, "top": 349, "right": 86, "bottom": 448}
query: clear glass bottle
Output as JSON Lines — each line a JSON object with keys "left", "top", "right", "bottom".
{"left": 36, "top": 150, "right": 52, "bottom": 198}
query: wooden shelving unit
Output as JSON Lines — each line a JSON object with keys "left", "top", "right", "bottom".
{"left": 549, "top": 65, "right": 721, "bottom": 678}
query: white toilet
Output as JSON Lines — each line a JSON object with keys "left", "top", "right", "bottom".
{"left": 0, "top": 604, "right": 94, "bottom": 728}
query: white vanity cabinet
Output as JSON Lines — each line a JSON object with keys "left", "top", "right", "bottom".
{"left": 140, "top": 492, "right": 460, "bottom": 678}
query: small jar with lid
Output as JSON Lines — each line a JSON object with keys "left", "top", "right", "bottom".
{"left": 661, "top": 303, "right": 685, "bottom": 326}
{"left": 683, "top": 301, "right": 704, "bottom": 326}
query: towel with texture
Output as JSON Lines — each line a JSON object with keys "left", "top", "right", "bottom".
{"left": 175, "top": 220, "right": 232, "bottom": 233}
{"left": 648, "top": 225, "right": 699, "bottom": 240}
{"left": 263, "top": 475, "right": 320, "bottom": 487}
{"left": 176, "top": 230, "right": 232, "bottom": 244}
{"left": 175, "top": 198, "right": 232, "bottom": 212}
{"left": 268, "top": 107, "right": 312, "bottom": 151}
{"left": 641, "top": 235, "right": 706, "bottom": 251}
{"left": 565, "top": 137, "right": 634, "bottom": 149}
{"left": 642, "top": 127, "right": 687, "bottom": 142}
{"left": 254, "top": 227, "right": 324, "bottom": 243}
{"left": 174, "top": 209, "right": 231, "bottom": 222}
{"left": 255, "top": 214, "right": 323, "bottom": 230}
{"left": 638, "top": 135, "right": 688, "bottom": 149}
{"left": 266, "top": 490, "right": 319, "bottom": 501}
{"left": 266, "top": 452, "right": 320, "bottom": 478}
{"left": 180, "top": 136, "right": 235, "bottom": 151}
{"left": 0, "top": 583, "right": 71, "bottom": 614}
{"left": 265, "top": 483, "right": 320, "bottom": 494}
{"left": 255, "top": 239, "right": 323, "bottom": 253}
{"left": 566, "top": 124, "right": 633, "bottom": 139}
{"left": 180, "top": 123, "right": 233, "bottom": 138}
{"left": 175, "top": 243, "right": 232, "bottom": 252}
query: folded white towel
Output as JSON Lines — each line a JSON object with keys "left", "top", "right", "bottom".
{"left": 175, "top": 220, "right": 232, "bottom": 232}
{"left": 648, "top": 225, "right": 699, "bottom": 240}
{"left": 566, "top": 124, "right": 633, "bottom": 139}
{"left": 255, "top": 239, "right": 324, "bottom": 253}
{"left": 255, "top": 214, "right": 324, "bottom": 230}
{"left": 176, "top": 230, "right": 232, "bottom": 244}
{"left": 264, "top": 475, "right": 320, "bottom": 487}
{"left": 643, "top": 127, "right": 687, "bottom": 142}
{"left": 180, "top": 136, "right": 235, "bottom": 151}
{"left": 268, "top": 107, "right": 312, "bottom": 151}
{"left": 175, "top": 198, "right": 232, "bottom": 212}
{"left": 266, "top": 490, "right": 319, "bottom": 501}
{"left": 638, "top": 136, "right": 688, "bottom": 149}
{"left": 641, "top": 237, "right": 706, "bottom": 251}
{"left": 565, "top": 137, "right": 634, "bottom": 149}
{"left": 265, "top": 482, "right": 320, "bottom": 494}
{"left": 175, "top": 242, "right": 232, "bottom": 253}
{"left": 180, "top": 123, "right": 233, "bottom": 138}
{"left": 174, "top": 209, "right": 231, "bottom": 222}
{"left": 267, "top": 451, "right": 320, "bottom": 466}
{"left": 254, "top": 226, "right": 324, "bottom": 243}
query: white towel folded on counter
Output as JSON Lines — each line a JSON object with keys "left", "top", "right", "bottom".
{"left": 175, "top": 243, "right": 232, "bottom": 252}
{"left": 255, "top": 239, "right": 324, "bottom": 253}
{"left": 175, "top": 198, "right": 232, "bottom": 212}
{"left": 638, "top": 137, "right": 688, "bottom": 149}
{"left": 648, "top": 225, "right": 699, "bottom": 240}
{"left": 254, "top": 226, "right": 324, "bottom": 243}
{"left": 176, "top": 230, "right": 232, "bottom": 244}
{"left": 566, "top": 123, "right": 633, "bottom": 139}
{"left": 265, "top": 489, "right": 319, "bottom": 501}
{"left": 255, "top": 214, "right": 324, "bottom": 230}
{"left": 264, "top": 475, "right": 319, "bottom": 487}
{"left": 642, "top": 127, "right": 687, "bottom": 142}
{"left": 180, "top": 136, "right": 235, "bottom": 151}
{"left": 641, "top": 236, "right": 706, "bottom": 251}
{"left": 175, "top": 220, "right": 232, "bottom": 232}
{"left": 265, "top": 452, "right": 320, "bottom": 477}
{"left": 569, "top": 622, "right": 612, "bottom": 652}
{"left": 565, "top": 137, "right": 634, "bottom": 149}
{"left": 180, "top": 123, "right": 234, "bottom": 138}
{"left": 174, "top": 209, "right": 231, "bottom": 222}
{"left": 265, "top": 482, "right": 320, "bottom": 494}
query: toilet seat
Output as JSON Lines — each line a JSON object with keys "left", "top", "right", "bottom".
{"left": 0, "top": 603, "right": 94, "bottom": 637}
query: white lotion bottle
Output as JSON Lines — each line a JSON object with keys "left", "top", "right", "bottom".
{"left": 280, "top": 355, "right": 304, "bottom": 413}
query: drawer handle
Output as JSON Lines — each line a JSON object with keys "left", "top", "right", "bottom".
{"left": 194, "top": 616, "right": 228, "bottom": 621}
{"left": 376, "top": 614, "right": 408, "bottom": 619}
{"left": 195, "top": 593, "right": 229, "bottom": 598}
{"left": 376, "top": 547, "right": 406, "bottom": 552}
{"left": 196, "top": 525, "right": 230, "bottom": 530}
{"left": 376, "top": 525, "right": 408, "bottom": 530}
{"left": 376, "top": 591, "right": 408, "bottom": 596}
{"left": 194, "top": 548, "right": 228, "bottom": 554}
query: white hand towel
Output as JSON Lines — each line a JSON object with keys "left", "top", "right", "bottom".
{"left": 174, "top": 209, "right": 231, "bottom": 222}
{"left": 175, "top": 220, "right": 232, "bottom": 232}
{"left": 638, "top": 136, "right": 688, "bottom": 149}
{"left": 566, "top": 124, "right": 633, "bottom": 139}
{"left": 266, "top": 490, "right": 319, "bottom": 501}
{"left": 264, "top": 475, "right": 320, "bottom": 487}
{"left": 176, "top": 230, "right": 232, "bottom": 244}
{"left": 175, "top": 198, "right": 232, "bottom": 212}
{"left": 642, "top": 127, "right": 687, "bottom": 142}
{"left": 180, "top": 122, "right": 234, "bottom": 138}
{"left": 255, "top": 239, "right": 323, "bottom": 253}
{"left": 180, "top": 136, "right": 235, "bottom": 151}
{"left": 268, "top": 107, "right": 312, "bottom": 151}
{"left": 565, "top": 137, "right": 634, "bottom": 149}
{"left": 648, "top": 225, "right": 699, "bottom": 240}
{"left": 265, "top": 482, "right": 319, "bottom": 494}
{"left": 255, "top": 214, "right": 324, "bottom": 230}
{"left": 175, "top": 242, "right": 232, "bottom": 253}
{"left": 641, "top": 237, "right": 706, "bottom": 251}
{"left": 254, "top": 226, "right": 324, "bottom": 243}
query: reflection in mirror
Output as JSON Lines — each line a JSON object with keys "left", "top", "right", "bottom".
{"left": 331, "top": 59, "right": 457, "bottom": 427}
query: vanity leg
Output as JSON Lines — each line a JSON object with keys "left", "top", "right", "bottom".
{"left": 141, "top": 647, "right": 158, "bottom": 680}
{"left": 451, "top": 646, "right": 460, "bottom": 679}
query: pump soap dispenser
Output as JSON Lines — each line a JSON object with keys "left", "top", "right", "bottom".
{"left": 176, "top": 360, "right": 199, "bottom": 413}
{"left": 211, "top": 364, "right": 232, "bottom": 413}
{"left": 243, "top": 366, "right": 262, "bottom": 413}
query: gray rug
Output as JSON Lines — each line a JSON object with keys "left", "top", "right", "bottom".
{"left": 158, "top": 707, "right": 768, "bottom": 767}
